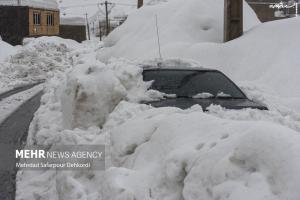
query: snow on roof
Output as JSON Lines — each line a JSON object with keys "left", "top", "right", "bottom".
{"left": 0, "top": 0, "right": 58, "bottom": 10}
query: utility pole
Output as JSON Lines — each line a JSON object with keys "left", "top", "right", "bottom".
{"left": 104, "top": 1, "right": 111, "bottom": 36}
{"left": 17, "top": 0, "right": 21, "bottom": 5}
{"left": 224, "top": 0, "right": 243, "bottom": 42}
{"left": 100, "top": 1, "right": 113, "bottom": 36}
{"left": 137, "top": 0, "right": 143, "bottom": 8}
{"left": 85, "top": 13, "right": 91, "bottom": 40}
{"left": 99, "top": 21, "right": 102, "bottom": 41}
{"left": 92, "top": 22, "right": 95, "bottom": 34}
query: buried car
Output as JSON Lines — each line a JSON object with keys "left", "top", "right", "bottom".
{"left": 142, "top": 66, "right": 268, "bottom": 111}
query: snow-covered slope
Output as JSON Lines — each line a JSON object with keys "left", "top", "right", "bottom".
{"left": 98, "top": 0, "right": 260, "bottom": 61}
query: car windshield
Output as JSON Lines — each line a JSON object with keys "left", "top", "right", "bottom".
{"left": 143, "top": 70, "right": 246, "bottom": 99}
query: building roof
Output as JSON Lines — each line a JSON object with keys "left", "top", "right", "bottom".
{"left": 0, "top": 0, "right": 59, "bottom": 10}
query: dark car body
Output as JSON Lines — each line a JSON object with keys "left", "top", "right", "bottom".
{"left": 142, "top": 67, "right": 268, "bottom": 111}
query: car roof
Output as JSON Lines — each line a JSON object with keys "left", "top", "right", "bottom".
{"left": 139, "top": 59, "right": 218, "bottom": 72}
{"left": 142, "top": 65, "right": 219, "bottom": 72}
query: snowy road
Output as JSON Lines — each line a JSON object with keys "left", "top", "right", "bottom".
{"left": 0, "top": 86, "right": 43, "bottom": 200}
{"left": 0, "top": 82, "right": 43, "bottom": 102}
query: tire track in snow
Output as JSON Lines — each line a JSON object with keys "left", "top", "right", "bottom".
{"left": 0, "top": 85, "right": 44, "bottom": 200}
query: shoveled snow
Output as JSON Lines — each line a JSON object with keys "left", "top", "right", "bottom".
{"left": 0, "top": 36, "right": 82, "bottom": 93}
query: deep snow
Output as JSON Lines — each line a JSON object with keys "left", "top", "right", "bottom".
{"left": 4, "top": 0, "right": 300, "bottom": 200}
{"left": 98, "top": 0, "right": 260, "bottom": 61}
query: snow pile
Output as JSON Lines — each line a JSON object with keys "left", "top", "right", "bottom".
{"left": 60, "top": 58, "right": 155, "bottom": 129}
{"left": 17, "top": 74, "right": 107, "bottom": 200}
{"left": 0, "top": 0, "right": 58, "bottom": 10}
{"left": 0, "top": 36, "right": 80, "bottom": 93}
{"left": 102, "top": 103, "right": 300, "bottom": 200}
{"left": 98, "top": 0, "right": 260, "bottom": 61}
{"left": 16, "top": 56, "right": 300, "bottom": 200}
{"left": 61, "top": 63, "right": 126, "bottom": 129}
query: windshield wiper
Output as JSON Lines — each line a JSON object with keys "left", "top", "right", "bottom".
{"left": 176, "top": 95, "right": 191, "bottom": 98}
{"left": 215, "top": 96, "right": 245, "bottom": 99}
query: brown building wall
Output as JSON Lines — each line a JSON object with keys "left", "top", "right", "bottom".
{"left": 0, "top": 6, "right": 29, "bottom": 45}
{"left": 59, "top": 25, "right": 86, "bottom": 43}
{"left": 28, "top": 8, "right": 59, "bottom": 36}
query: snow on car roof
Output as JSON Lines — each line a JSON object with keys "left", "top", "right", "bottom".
{"left": 0, "top": 0, "right": 59, "bottom": 10}
{"left": 140, "top": 59, "right": 215, "bottom": 71}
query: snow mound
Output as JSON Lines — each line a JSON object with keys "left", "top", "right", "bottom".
{"left": 0, "top": 36, "right": 80, "bottom": 93}
{"left": 154, "top": 17, "right": 300, "bottom": 99}
{"left": 61, "top": 63, "right": 126, "bottom": 129}
{"left": 104, "top": 104, "right": 300, "bottom": 200}
{"left": 61, "top": 58, "right": 158, "bottom": 129}
{"left": 98, "top": 0, "right": 260, "bottom": 61}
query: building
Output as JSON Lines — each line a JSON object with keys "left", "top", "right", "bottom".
{"left": 246, "top": 0, "right": 299, "bottom": 22}
{"left": 0, "top": 0, "right": 59, "bottom": 45}
{"left": 59, "top": 17, "right": 87, "bottom": 43}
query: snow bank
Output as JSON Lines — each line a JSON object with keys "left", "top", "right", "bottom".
{"left": 103, "top": 104, "right": 300, "bottom": 200}
{"left": 61, "top": 63, "right": 126, "bottom": 129}
{"left": 61, "top": 58, "right": 154, "bottom": 129}
{"left": 98, "top": 0, "right": 260, "bottom": 61}
{"left": 16, "top": 55, "right": 300, "bottom": 200}
{"left": 0, "top": 36, "right": 80, "bottom": 93}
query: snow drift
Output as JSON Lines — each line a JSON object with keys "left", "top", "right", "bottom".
{"left": 98, "top": 0, "right": 260, "bottom": 61}
{"left": 61, "top": 63, "right": 126, "bottom": 129}
{"left": 13, "top": 0, "right": 300, "bottom": 200}
{"left": 103, "top": 103, "right": 300, "bottom": 200}
{"left": 0, "top": 36, "right": 80, "bottom": 93}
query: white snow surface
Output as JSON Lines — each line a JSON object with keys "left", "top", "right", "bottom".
{"left": 0, "top": 36, "right": 85, "bottom": 93}
{"left": 98, "top": 0, "right": 260, "bottom": 61}
{"left": 11, "top": 0, "right": 300, "bottom": 200}
{"left": 0, "top": 0, "right": 58, "bottom": 9}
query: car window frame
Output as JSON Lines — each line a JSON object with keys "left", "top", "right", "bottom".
{"left": 142, "top": 68, "right": 248, "bottom": 99}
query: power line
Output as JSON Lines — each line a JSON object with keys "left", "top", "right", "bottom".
{"left": 60, "top": 2, "right": 135, "bottom": 9}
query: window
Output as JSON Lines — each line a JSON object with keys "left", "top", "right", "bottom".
{"left": 33, "top": 12, "right": 41, "bottom": 25}
{"left": 47, "top": 13, "right": 54, "bottom": 26}
{"left": 143, "top": 70, "right": 246, "bottom": 99}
